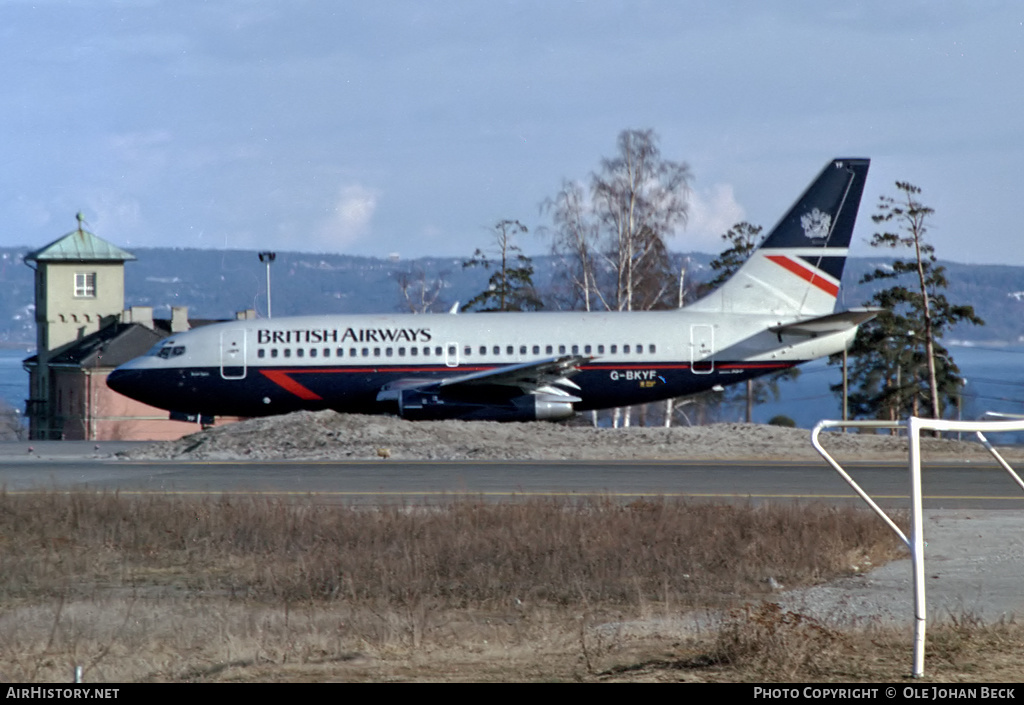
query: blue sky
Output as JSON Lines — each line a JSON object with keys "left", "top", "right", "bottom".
{"left": 2, "top": 1, "right": 1021, "bottom": 265}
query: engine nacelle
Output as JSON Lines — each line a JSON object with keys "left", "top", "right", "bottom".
{"left": 396, "top": 389, "right": 575, "bottom": 422}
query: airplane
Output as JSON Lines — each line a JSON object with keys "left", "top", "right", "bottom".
{"left": 107, "top": 157, "right": 873, "bottom": 423}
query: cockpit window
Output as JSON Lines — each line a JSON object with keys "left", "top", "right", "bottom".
{"left": 155, "top": 344, "right": 186, "bottom": 359}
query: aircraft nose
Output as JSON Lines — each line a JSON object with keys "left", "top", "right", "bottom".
{"left": 106, "top": 366, "right": 144, "bottom": 400}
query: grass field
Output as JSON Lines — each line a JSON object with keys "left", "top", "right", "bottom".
{"left": 0, "top": 491, "right": 1020, "bottom": 682}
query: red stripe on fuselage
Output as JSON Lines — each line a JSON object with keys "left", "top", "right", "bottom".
{"left": 259, "top": 369, "right": 324, "bottom": 400}
{"left": 259, "top": 361, "right": 796, "bottom": 401}
{"left": 765, "top": 255, "right": 839, "bottom": 297}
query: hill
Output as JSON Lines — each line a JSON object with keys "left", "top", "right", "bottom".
{"left": 0, "top": 246, "right": 1020, "bottom": 346}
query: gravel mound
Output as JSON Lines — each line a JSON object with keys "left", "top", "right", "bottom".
{"left": 119, "top": 410, "right": 1021, "bottom": 462}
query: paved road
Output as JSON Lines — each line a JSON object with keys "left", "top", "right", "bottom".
{"left": 2, "top": 441, "right": 1024, "bottom": 510}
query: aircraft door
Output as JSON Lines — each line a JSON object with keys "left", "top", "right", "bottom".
{"left": 220, "top": 329, "right": 247, "bottom": 379}
{"left": 444, "top": 341, "right": 459, "bottom": 368}
{"left": 690, "top": 324, "right": 714, "bottom": 374}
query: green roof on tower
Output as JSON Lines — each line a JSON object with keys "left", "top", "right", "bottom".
{"left": 25, "top": 213, "right": 136, "bottom": 263}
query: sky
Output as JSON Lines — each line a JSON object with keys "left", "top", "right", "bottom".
{"left": 2, "top": 1, "right": 1022, "bottom": 265}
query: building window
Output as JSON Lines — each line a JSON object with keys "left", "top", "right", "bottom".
{"left": 74, "top": 272, "right": 96, "bottom": 298}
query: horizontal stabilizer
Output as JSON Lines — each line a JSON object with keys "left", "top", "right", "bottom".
{"left": 769, "top": 308, "right": 880, "bottom": 337}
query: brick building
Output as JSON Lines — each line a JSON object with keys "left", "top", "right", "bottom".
{"left": 23, "top": 216, "right": 242, "bottom": 441}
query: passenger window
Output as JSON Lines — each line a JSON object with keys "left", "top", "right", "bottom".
{"left": 284, "top": 349, "right": 292, "bottom": 358}
{"left": 584, "top": 345, "right": 592, "bottom": 354}
{"left": 546, "top": 345, "right": 553, "bottom": 354}
{"left": 438, "top": 346, "right": 445, "bottom": 356}
{"left": 610, "top": 345, "right": 617, "bottom": 354}
{"left": 624, "top": 345, "right": 630, "bottom": 354}
{"left": 650, "top": 344, "right": 656, "bottom": 354}
{"left": 258, "top": 349, "right": 265, "bottom": 359}
{"left": 410, "top": 347, "right": 418, "bottom": 356}
{"left": 362, "top": 348, "right": 369, "bottom": 357}
{"left": 558, "top": 345, "right": 566, "bottom": 354}
{"left": 323, "top": 348, "right": 330, "bottom": 358}
{"left": 464, "top": 345, "right": 471, "bottom": 356}
{"left": 492, "top": 346, "right": 500, "bottom": 355}
{"left": 598, "top": 345, "right": 605, "bottom": 354}
{"left": 571, "top": 345, "right": 579, "bottom": 354}
{"left": 309, "top": 349, "right": 317, "bottom": 358}
{"left": 532, "top": 345, "right": 540, "bottom": 355}
{"left": 337, "top": 348, "right": 345, "bottom": 357}
{"left": 271, "top": 349, "right": 279, "bottom": 358}
{"left": 386, "top": 348, "right": 393, "bottom": 357}
{"left": 520, "top": 345, "right": 527, "bottom": 355}
{"left": 374, "top": 348, "right": 381, "bottom": 357}
{"left": 480, "top": 346, "right": 487, "bottom": 355}
{"left": 398, "top": 347, "right": 405, "bottom": 356}
{"left": 506, "top": 345, "right": 514, "bottom": 355}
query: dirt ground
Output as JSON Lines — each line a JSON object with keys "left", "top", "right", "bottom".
{"left": 120, "top": 410, "right": 1024, "bottom": 463}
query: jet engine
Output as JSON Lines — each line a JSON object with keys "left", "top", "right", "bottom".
{"left": 395, "top": 388, "right": 576, "bottom": 422}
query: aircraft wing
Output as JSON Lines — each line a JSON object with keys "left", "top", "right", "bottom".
{"left": 435, "top": 354, "right": 588, "bottom": 392}
{"left": 769, "top": 308, "right": 881, "bottom": 337}
{"left": 378, "top": 355, "right": 589, "bottom": 400}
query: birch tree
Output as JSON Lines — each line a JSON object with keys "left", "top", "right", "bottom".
{"left": 543, "top": 129, "right": 692, "bottom": 313}
{"left": 544, "top": 129, "right": 692, "bottom": 426}
{"left": 591, "top": 129, "right": 692, "bottom": 311}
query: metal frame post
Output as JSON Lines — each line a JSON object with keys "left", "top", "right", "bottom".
{"left": 811, "top": 414, "right": 1024, "bottom": 678}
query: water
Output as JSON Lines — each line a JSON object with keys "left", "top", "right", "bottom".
{"left": 0, "top": 348, "right": 29, "bottom": 412}
{"left": 1, "top": 344, "right": 1021, "bottom": 436}
{"left": 753, "top": 343, "right": 1024, "bottom": 440}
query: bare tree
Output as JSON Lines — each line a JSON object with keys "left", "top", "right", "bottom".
{"left": 541, "top": 180, "right": 605, "bottom": 312}
{"left": 394, "top": 266, "right": 450, "bottom": 313}
{"left": 591, "top": 129, "right": 692, "bottom": 311}
{"left": 543, "top": 130, "right": 692, "bottom": 427}
{"left": 543, "top": 129, "right": 692, "bottom": 314}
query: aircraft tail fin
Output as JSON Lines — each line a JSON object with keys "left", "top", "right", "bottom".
{"left": 689, "top": 158, "right": 870, "bottom": 316}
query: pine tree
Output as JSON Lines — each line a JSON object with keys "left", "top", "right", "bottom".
{"left": 462, "top": 219, "right": 543, "bottom": 312}
{"left": 839, "top": 181, "right": 983, "bottom": 421}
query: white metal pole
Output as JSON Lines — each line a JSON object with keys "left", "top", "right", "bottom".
{"left": 908, "top": 416, "right": 927, "bottom": 678}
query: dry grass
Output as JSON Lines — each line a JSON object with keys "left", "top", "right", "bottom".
{"left": 2, "top": 490, "right": 1018, "bottom": 682}
{"left": 0, "top": 493, "right": 900, "bottom": 608}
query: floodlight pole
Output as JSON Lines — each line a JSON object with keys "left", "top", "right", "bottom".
{"left": 258, "top": 251, "right": 276, "bottom": 318}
